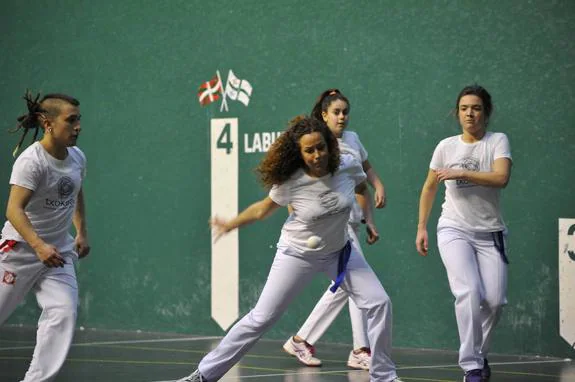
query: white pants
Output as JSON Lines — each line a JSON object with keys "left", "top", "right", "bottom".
{"left": 0, "top": 241, "right": 78, "bottom": 382}
{"left": 199, "top": 242, "right": 397, "bottom": 382}
{"left": 437, "top": 226, "right": 507, "bottom": 372}
{"left": 297, "top": 227, "right": 369, "bottom": 349}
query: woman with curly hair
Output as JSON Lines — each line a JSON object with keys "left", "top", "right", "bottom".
{"left": 284, "top": 89, "right": 387, "bottom": 371}
{"left": 177, "top": 116, "right": 402, "bottom": 382}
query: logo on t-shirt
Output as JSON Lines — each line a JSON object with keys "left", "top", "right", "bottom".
{"left": 456, "top": 157, "right": 479, "bottom": 187}
{"left": 44, "top": 176, "right": 76, "bottom": 209}
{"left": 319, "top": 190, "right": 340, "bottom": 210}
{"left": 58, "top": 176, "right": 75, "bottom": 199}
{"left": 312, "top": 190, "right": 350, "bottom": 220}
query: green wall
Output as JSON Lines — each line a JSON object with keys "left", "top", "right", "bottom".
{"left": 1, "top": 0, "right": 574, "bottom": 358}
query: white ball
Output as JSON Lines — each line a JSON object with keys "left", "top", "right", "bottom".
{"left": 79, "top": 326, "right": 85, "bottom": 331}
{"left": 306, "top": 235, "right": 321, "bottom": 249}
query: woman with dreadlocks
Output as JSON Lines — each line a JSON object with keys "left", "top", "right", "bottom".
{"left": 0, "top": 91, "right": 90, "bottom": 381}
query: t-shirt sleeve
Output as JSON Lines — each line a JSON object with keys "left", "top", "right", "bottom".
{"left": 269, "top": 183, "right": 291, "bottom": 206}
{"left": 71, "top": 147, "right": 87, "bottom": 179}
{"left": 9, "top": 155, "right": 43, "bottom": 192}
{"left": 494, "top": 133, "right": 512, "bottom": 161}
{"left": 344, "top": 154, "right": 367, "bottom": 186}
{"left": 353, "top": 132, "right": 369, "bottom": 162}
{"left": 429, "top": 141, "right": 444, "bottom": 170}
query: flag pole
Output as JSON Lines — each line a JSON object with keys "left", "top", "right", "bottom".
{"left": 217, "top": 70, "right": 229, "bottom": 112}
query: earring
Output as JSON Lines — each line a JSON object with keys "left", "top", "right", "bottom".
{"left": 49, "top": 128, "right": 53, "bottom": 133}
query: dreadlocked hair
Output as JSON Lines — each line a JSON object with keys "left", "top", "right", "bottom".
{"left": 11, "top": 90, "right": 80, "bottom": 157}
{"left": 256, "top": 115, "right": 340, "bottom": 188}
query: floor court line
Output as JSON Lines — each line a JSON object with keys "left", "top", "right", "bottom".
{"left": 1, "top": 354, "right": 568, "bottom": 377}
{"left": 147, "top": 358, "right": 573, "bottom": 382}
{"left": 0, "top": 336, "right": 222, "bottom": 351}
{"left": 152, "top": 380, "right": 455, "bottom": 382}
{"left": 97, "top": 344, "right": 310, "bottom": 360}
{"left": 395, "top": 358, "right": 571, "bottom": 370}
{"left": 91, "top": 343, "right": 572, "bottom": 367}
{"left": 151, "top": 375, "right": 456, "bottom": 382}
{"left": 0, "top": 356, "right": 195, "bottom": 365}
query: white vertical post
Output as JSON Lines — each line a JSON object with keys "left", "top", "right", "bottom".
{"left": 210, "top": 118, "right": 239, "bottom": 331}
{"left": 559, "top": 218, "right": 575, "bottom": 349}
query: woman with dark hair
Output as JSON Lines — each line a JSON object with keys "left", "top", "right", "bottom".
{"left": 416, "top": 85, "right": 511, "bottom": 382}
{"left": 0, "top": 91, "right": 90, "bottom": 381}
{"left": 177, "top": 116, "right": 402, "bottom": 382}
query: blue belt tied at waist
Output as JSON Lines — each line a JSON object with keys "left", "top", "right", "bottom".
{"left": 491, "top": 231, "right": 509, "bottom": 264}
{"left": 330, "top": 241, "right": 352, "bottom": 293}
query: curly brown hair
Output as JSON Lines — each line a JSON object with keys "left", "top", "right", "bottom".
{"left": 256, "top": 115, "right": 340, "bottom": 188}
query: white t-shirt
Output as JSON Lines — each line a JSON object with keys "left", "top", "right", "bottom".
{"left": 1, "top": 142, "right": 87, "bottom": 253}
{"left": 430, "top": 131, "right": 511, "bottom": 232}
{"left": 270, "top": 154, "right": 366, "bottom": 255}
{"left": 339, "top": 131, "right": 368, "bottom": 162}
{"left": 339, "top": 131, "right": 369, "bottom": 225}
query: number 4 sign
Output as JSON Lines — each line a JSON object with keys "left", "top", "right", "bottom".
{"left": 216, "top": 121, "right": 234, "bottom": 154}
{"left": 210, "top": 118, "right": 239, "bottom": 330}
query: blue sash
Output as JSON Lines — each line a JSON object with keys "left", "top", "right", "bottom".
{"left": 330, "top": 241, "right": 351, "bottom": 293}
{"left": 492, "top": 231, "right": 509, "bottom": 264}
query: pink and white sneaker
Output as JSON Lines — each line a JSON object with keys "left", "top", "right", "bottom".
{"left": 347, "top": 347, "right": 371, "bottom": 370}
{"left": 283, "top": 337, "right": 322, "bottom": 367}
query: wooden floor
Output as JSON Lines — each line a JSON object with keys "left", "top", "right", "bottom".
{"left": 1, "top": 326, "right": 574, "bottom": 382}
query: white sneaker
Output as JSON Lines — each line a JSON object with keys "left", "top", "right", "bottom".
{"left": 176, "top": 369, "right": 205, "bottom": 382}
{"left": 347, "top": 348, "right": 371, "bottom": 370}
{"left": 283, "top": 337, "right": 322, "bottom": 366}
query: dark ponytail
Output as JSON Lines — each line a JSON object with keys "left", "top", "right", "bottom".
{"left": 310, "top": 88, "right": 350, "bottom": 122}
